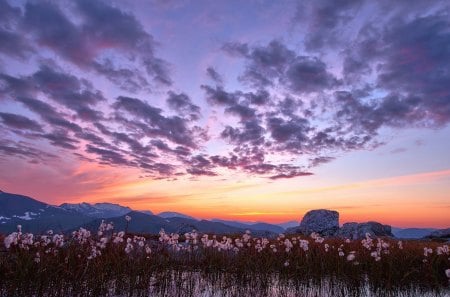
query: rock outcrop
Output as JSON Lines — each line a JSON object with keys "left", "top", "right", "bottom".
{"left": 337, "top": 221, "right": 393, "bottom": 239}
{"left": 285, "top": 209, "right": 394, "bottom": 239}
{"left": 298, "top": 209, "right": 339, "bottom": 236}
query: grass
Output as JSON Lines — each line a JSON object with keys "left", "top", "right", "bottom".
{"left": 0, "top": 223, "right": 448, "bottom": 297}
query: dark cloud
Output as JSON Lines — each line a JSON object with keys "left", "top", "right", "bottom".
{"left": 221, "top": 120, "right": 265, "bottom": 145}
{"left": 236, "top": 40, "right": 296, "bottom": 88}
{"left": 201, "top": 85, "right": 239, "bottom": 106}
{"left": 41, "top": 130, "right": 79, "bottom": 150}
{"left": 17, "top": 97, "right": 82, "bottom": 133}
{"left": 0, "top": 73, "right": 34, "bottom": 99}
{"left": 184, "top": 154, "right": 217, "bottom": 176}
{"left": 0, "top": 139, "right": 56, "bottom": 163}
{"left": 309, "top": 156, "right": 335, "bottom": 167}
{"left": 243, "top": 89, "right": 270, "bottom": 106}
{"left": 92, "top": 60, "right": 149, "bottom": 93}
{"left": 0, "top": 29, "right": 33, "bottom": 59}
{"left": 269, "top": 171, "right": 313, "bottom": 180}
{"left": 32, "top": 64, "right": 105, "bottom": 121}
{"left": 85, "top": 144, "right": 131, "bottom": 167}
{"left": 1, "top": 65, "right": 105, "bottom": 123}
{"left": 166, "top": 91, "right": 201, "bottom": 121}
{"left": 209, "top": 152, "right": 311, "bottom": 180}
{"left": 294, "top": 0, "right": 363, "bottom": 51}
{"left": 335, "top": 14, "right": 450, "bottom": 135}
{"left": 266, "top": 116, "right": 310, "bottom": 145}
{"left": 225, "top": 104, "right": 256, "bottom": 121}
{"left": 0, "top": 112, "right": 43, "bottom": 132}
{"left": 221, "top": 41, "right": 250, "bottom": 57}
{"left": 76, "top": 0, "right": 172, "bottom": 86}
{"left": 114, "top": 96, "right": 199, "bottom": 147}
{"left": 284, "top": 56, "right": 339, "bottom": 93}
{"left": 0, "top": 1, "right": 32, "bottom": 59}
{"left": 222, "top": 40, "right": 338, "bottom": 92}
{"left": 20, "top": 0, "right": 171, "bottom": 90}
{"left": 206, "top": 67, "right": 223, "bottom": 84}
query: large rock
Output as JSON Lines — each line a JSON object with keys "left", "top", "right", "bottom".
{"left": 298, "top": 209, "right": 339, "bottom": 236}
{"left": 337, "top": 221, "right": 393, "bottom": 239}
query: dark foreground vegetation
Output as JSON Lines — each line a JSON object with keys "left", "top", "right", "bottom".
{"left": 0, "top": 221, "right": 449, "bottom": 297}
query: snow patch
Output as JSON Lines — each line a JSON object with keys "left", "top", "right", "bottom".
{"left": 0, "top": 216, "right": 11, "bottom": 221}
{"left": 14, "top": 212, "right": 35, "bottom": 220}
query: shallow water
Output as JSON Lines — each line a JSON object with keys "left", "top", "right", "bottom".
{"left": 100, "top": 272, "right": 449, "bottom": 297}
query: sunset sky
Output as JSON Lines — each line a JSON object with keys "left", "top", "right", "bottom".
{"left": 0, "top": 0, "right": 449, "bottom": 228}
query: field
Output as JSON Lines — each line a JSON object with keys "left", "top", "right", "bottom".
{"left": 0, "top": 220, "right": 449, "bottom": 297}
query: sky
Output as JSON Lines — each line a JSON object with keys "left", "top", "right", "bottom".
{"left": 0, "top": 0, "right": 449, "bottom": 228}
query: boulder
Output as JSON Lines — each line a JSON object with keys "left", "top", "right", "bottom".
{"left": 299, "top": 209, "right": 339, "bottom": 236}
{"left": 337, "top": 221, "right": 393, "bottom": 239}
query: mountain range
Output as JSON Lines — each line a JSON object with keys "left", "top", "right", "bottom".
{"left": 0, "top": 190, "right": 443, "bottom": 238}
{"left": 0, "top": 191, "right": 282, "bottom": 235}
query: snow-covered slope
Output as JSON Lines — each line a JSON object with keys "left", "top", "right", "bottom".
{"left": 60, "top": 202, "right": 132, "bottom": 218}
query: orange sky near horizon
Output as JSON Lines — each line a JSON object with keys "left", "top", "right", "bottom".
{"left": 1, "top": 156, "right": 449, "bottom": 228}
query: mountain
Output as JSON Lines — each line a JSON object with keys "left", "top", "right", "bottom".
{"left": 212, "top": 219, "right": 285, "bottom": 234}
{"left": 424, "top": 228, "right": 450, "bottom": 239}
{"left": 0, "top": 191, "right": 92, "bottom": 233}
{"left": 277, "top": 221, "right": 299, "bottom": 229}
{"left": 392, "top": 227, "right": 437, "bottom": 239}
{"left": 139, "top": 210, "right": 154, "bottom": 216}
{"left": 211, "top": 219, "right": 251, "bottom": 229}
{"left": 157, "top": 211, "right": 196, "bottom": 220}
{"left": 81, "top": 211, "right": 254, "bottom": 235}
{"left": 60, "top": 202, "right": 132, "bottom": 218}
{"left": 249, "top": 222, "right": 284, "bottom": 234}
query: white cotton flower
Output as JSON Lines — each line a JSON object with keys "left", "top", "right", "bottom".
{"left": 284, "top": 261, "right": 289, "bottom": 267}
{"left": 125, "top": 243, "right": 133, "bottom": 254}
{"left": 445, "top": 269, "right": 450, "bottom": 278}
{"left": 347, "top": 253, "right": 356, "bottom": 261}
{"left": 34, "top": 252, "right": 40, "bottom": 263}
{"left": 424, "top": 247, "right": 433, "bottom": 257}
{"left": 4, "top": 232, "right": 18, "bottom": 249}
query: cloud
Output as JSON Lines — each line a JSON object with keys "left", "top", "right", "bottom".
{"left": 41, "top": 130, "right": 79, "bottom": 150}
{"left": 201, "top": 85, "right": 239, "bottom": 106}
{"left": 221, "top": 120, "right": 265, "bottom": 145}
{"left": 85, "top": 144, "right": 131, "bottom": 167}
{"left": 206, "top": 67, "right": 223, "bottom": 84}
{"left": 0, "top": 112, "right": 43, "bottom": 132}
{"left": 0, "top": 139, "right": 56, "bottom": 163}
{"left": 20, "top": 0, "right": 171, "bottom": 90}
{"left": 17, "top": 97, "right": 83, "bottom": 133}
{"left": 222, "top": 40, "right": 338, "bottom": 92}
{"left": 294, "top": 0, "right": 363, "bottom": 51}
{"left": 0, "top": 0, "right": 33, "bottom": 59}
{"left": 31, "top": 64, "right": 105, "bottom": 121}
{"left": 284, "top": 56, "right": 339, "bottom": 93}
{"left": 114, "top": 96, "right": 200, "bottom": 147}
{"left": 166, "top": 91, "right": 201, "bottom": 121}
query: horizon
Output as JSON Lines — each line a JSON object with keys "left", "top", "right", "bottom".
{"left": 0, "top": 0, "right": 449, "bottom": 229}
{"left": 0, "top": 189, "right": 446, "bottom": 229}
